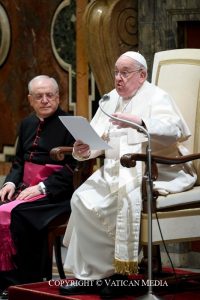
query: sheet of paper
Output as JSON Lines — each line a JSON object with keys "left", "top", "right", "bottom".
{"left": 59, "top": 116, "right": 111, "bottom": 150}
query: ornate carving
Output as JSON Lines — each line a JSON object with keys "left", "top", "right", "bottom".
{"left": 0, "top": 4, "right": 10, "bottom": 66}
{"left": 83, "top": 0, "right": 138, "bottom": 95}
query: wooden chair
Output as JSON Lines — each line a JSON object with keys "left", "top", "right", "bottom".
{"left": 120, "top": 49, "right": 200, "bottom": 277}
{"left": 47, "top": 212, "right": 69, "bottom": 279}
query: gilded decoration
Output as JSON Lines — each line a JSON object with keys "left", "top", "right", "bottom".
{"left": 83, "top": 0, "right": 138, "bottom": 95}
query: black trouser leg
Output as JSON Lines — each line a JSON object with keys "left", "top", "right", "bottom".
{"left": 0, "top": 269, "right": 21, "bottom": 290}
{"left": 10, "top": 208, "right": 49, "bottom": 284}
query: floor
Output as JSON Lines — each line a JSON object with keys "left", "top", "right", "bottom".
{"left": 52, "top": 245, "right": 200, "bottom": 279}
{"left": 0, "top": 246, "right": 199, "bottom": 299}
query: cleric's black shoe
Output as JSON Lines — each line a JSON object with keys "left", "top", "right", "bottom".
{"left": 59, "top": 280, "right": 99, "bottom": 295}
{"left": 0, "top": 289, "right": 8, "bottom": 299}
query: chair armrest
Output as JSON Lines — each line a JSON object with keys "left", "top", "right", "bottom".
{"left": 50, "top": 146, "right": 73, "bottom": 161}
{"left": 120, "top": 152, "right": 200, "bottom": 167}
{"left": 120, "top": 153, "right": 159, "bottom": 181}
{"left": 50, "top": 147, "right": 103, "bottom": 190}
{"left": 120, "top": 152, "right": 200, "bottom": 211}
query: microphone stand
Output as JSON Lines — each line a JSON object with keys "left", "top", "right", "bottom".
{"left": 99, "top": 98, "right": 162, "bottom": 300}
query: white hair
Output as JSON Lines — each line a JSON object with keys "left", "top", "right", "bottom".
{"left": 28, "top": 75, "right": 59, "bottom": 93}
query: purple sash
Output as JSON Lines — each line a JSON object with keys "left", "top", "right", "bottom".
{"left": 0, "top": 162, "right": 62, "bottom": 271}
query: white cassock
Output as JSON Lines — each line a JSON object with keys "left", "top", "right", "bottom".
{"left": 63, "top": 81, "right": 196, "bottom": 280}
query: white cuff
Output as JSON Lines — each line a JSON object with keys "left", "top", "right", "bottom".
{"left": 72, "top": 149, "right": 91, "bottom": 161}
{"left": 38, "top": 182, "right": 46, "bottom": 194}
{"left": 3, "top": 182, "right": 16, "bottom": 189}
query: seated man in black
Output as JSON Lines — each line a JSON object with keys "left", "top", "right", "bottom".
{"left": 0, "top": 75, "right": 75, "bottom": 296}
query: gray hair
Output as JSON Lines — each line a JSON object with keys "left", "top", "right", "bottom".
{"left": 133, "top": 61, "right": 147, "bottom": 72}
{"left": 28, "top": 75, "right": 59, "bottom": 94}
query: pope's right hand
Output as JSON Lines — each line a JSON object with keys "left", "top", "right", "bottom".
{"left": 73, "top": 140, "right": 91, "bottom": 158}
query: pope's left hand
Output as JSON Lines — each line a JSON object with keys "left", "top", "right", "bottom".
{"left": 110, "top": 113, "right": 142, "bottom": 128}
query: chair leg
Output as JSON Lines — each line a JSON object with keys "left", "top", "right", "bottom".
{"left": 46, "top": 231, "right": 54, "bottom": 280}
{"left": 54, "top": 236, "right": 66, "bottom": 279}
{"left": 46, "top": 262, "right": 53, "bottom": 281}
{"left": 140, "top": 244, "right": 162, "bottom": 274}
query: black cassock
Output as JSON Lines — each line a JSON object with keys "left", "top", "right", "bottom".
{"left": 1, "top": 107, "right": 76, "bottom": 287}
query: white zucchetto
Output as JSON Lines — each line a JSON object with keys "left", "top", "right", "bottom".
{"left": 121, "top": 51, "right": 147, "bottom": 69}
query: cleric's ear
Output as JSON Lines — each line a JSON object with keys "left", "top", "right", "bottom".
{"left": 28, "top": 94, "right": 33, "bottom": 107}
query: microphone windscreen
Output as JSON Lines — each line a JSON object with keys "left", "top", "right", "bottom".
{"left": 102, "top": 94, "right": 110, "bottom": 101}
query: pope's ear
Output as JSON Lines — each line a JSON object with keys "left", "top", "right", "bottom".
{"left": 139, "top": 69, "right": 147, "bottom": 82}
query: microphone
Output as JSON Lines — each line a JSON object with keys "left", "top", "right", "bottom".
{"left": 98, "top": 94, "right": 113, "bottom": 120}
{"left": 102, "top": 94, "right": 110, "bottom": 101}
{"left": 99, "top": 94, "right": 147, "bottom": 133}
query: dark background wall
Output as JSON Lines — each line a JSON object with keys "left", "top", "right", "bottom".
{"left": 138, "top": 0, "right": 200, "bottom": 73}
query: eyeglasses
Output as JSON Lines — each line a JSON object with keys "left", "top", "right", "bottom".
{"left": 114, "top": 69, "right": 141, "bottom": 78}
{"left": 30, "top": 92, "right": 57, "bottom": 101}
